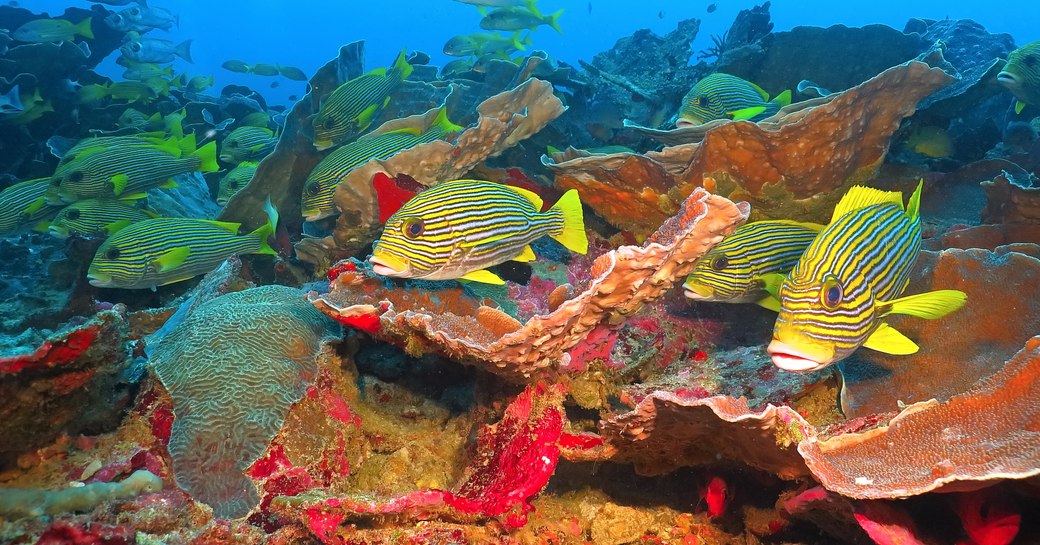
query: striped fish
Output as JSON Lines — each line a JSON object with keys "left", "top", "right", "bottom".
{"left": 312, "top": 50, "right": 413, "bottom": 151}
{"left": 48, "top": 199, "right": 158, "bottom": 239}
{"left": 87, "top": 199, "right": 279, "bottom": 290}
{"left": 217, "top": 161, "right": 258, "bottom": 206}
{"left": 683, "top": 220, "right": 823, "bottom": 311}
{"left": 49, "top": 139, "right": 218, "bottom": 204}
{"left": 302, "top": 107, "right": 463, "bottom": 221}
{"left": 219, "top": 126, "right": 277, "bottom": 164}
{"left": 676, "top": 73, "right": 791, "bottom": 127}
{"left": 370, "top": 180, "right": 587, "bottom": 284}
{"left": 766, "top": 182, "right": 967, "bottom": 373}
{"left": 0, "top": 178, "right": 63, "bottom": 236}
{"left": 59, "top": 133, "right": 170, "bottom": 167}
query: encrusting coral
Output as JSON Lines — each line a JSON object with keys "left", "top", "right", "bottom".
{"left": 148, "top": 285, "right": 341, "bottom": 518}
{"left": 310, "top": 187, "right": 749, "bottom": 381}
{"left": 0, "top": 470, "right": 162, "bottom": 519}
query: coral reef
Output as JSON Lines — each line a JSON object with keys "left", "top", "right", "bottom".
{"left": 311, "top": 188, "right": 748, "bottom": 381}
{"left": 148, "top": 285, "right": 341, "bottom": 518}
{"left": 0, "top": 470, "right": 162, "bottom": 518}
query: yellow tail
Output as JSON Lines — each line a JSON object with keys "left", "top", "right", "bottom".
{"left": 549, "top": 189, "right": 588, "bottom": 254}
{"left": 192, "top": 141, "right": 219, "bottom": 172}
{"left": 391, "top": 49, "right": 414, "bottom": 82}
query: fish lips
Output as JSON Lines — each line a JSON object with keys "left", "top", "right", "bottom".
{"left": 996, "top": 70, "right": 1021, "bottom": 91}
{"left": 766, "top": 339, "right": 831, "bottom": 373}
{"left": 682, "top": 283, "right": 714, "bottom": 300}
{"left": 369, "top": 255, "right": 407, "bottom": 278}
{"left": 87, "top": 272, "right": 114, "bottom": 288}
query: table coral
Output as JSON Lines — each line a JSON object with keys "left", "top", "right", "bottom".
{"left": 148, "top": 285, "right": 341, "bottom": 519}
{"left": 311, "top": 188, "right": 749, "bottom": 381}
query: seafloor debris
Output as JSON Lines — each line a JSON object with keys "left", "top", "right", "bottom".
{"left": 311, "top": 188, "right": 749, "bottom": 381}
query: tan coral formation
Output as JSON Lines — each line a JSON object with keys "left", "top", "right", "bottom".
{"left": 548, "top": 61, "right": 954, "bottom": 235}
{"left": 328, "top": 78, "right": 566, "bottom": 254}
{"left": 311, "top": 188, "right": 749, "bottom": 381}
{"left": 981, "top": 172, "right": 1040, "bottom": 225}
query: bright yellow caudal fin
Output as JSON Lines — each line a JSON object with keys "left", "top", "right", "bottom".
{"left": 547, "top": 9, "right": 564, "bottom": 33}
{"left": 830, "top": 185, "right": 905, "bottom": 223}
{"left": 906, "top": 179, "right": 923, "bottom": 220}
{"left": 460, "top": 269, "right": 505, "bottom": 284}
{"left": 192, "top": 141, "right": 219, "bottom": 172}
{"left": 250, "top": 197, "right": 279, "bottom": 255}
{"left": 862, "top": 322, "right": 919, "bottom": 355}
{"left": 879, "top": 289, "right": 967, "bottom": 319}
{"left": 76, "top": 18, "right": 94, "bottom": 40}
{"left": 548, "top": 189, "right": 587, "bottom": 254}
{"left": 391, "top": 49, "right": 414, "bottom": 81}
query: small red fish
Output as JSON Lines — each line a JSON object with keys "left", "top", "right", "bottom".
{"left": 954, "top": 489, "right": 1020, "bottom": 545}
{"left": 701, "top": 476, "right": 729, "bottom": 518}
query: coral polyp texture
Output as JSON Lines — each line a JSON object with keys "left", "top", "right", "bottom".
{"left": 310, "top": 188, "right": 749, "bottom": 381}
{"left": 148, "top": 285, "right": 341, "bottom": 518}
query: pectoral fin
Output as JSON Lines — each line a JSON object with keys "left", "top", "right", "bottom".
{"left": 110, "top": 174, "right": 128, "bottom": 195}
{"left": 878, "top": 290, "right": 967, "bottom": 319}
{"left": 152, "top": 246, "right": 190, "bottom": 273}
{"left": 1015, "top": 100, "right": 1026, "bottom": 115}
{"left": 104, "top": 219, "right": 133, "bottom": 235}
{"left": 460, "top": 269, "right": 505, "bottom": 285}
{"left": 759, "top": 273, "right": 786, "bottom": 300}
{"left": 862, "top": 322, "right": 919, "bottom": 355}
{"left": 756, "top": 296, "right": 781, "bottom": 312}
{"left": 512, "top": 245, "right": 536, "bottom": 262}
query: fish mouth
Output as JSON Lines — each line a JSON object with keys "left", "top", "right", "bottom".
{"left": 675, "top": 119, "right": 698, "bottom": 128}
{"left": 766, "top": 340, "right": 829, "bottom": 373}
{"left": 87, "top": 273, "right": 113, "bottom": 288}
{"left": 369, "top": 255, "right": 406, "bottom": 277}
{"left": 996, "top": 70, "right": 1021, "bottom": 91}
{"left": 48, "top": 225, "right": 69, "bottom": 239}
{"left": 301, "top": 209, "right": 328, "bottom": 222}
{"left": 682, "top": 283, "right": 714, "bottom": 300}
{"left": 313, "top": 139, "right": 334, "bottom": 151}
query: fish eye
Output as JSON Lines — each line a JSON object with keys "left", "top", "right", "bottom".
{"left": 129, "top": 7, "right": 140, "bottom": 15}
{"left": 226, "top": 139, "right": 238, "bottom": 148}
{"left": 68, "top": 171, "right": 84, "bottom": 183}
{"left": 710, "top": 255, "right": 729, "bottom": 271}
{"left": 1025, "top": 55, "right": 1038, "bottom": 68}
{"left": 131, "top": 43, "right": 141, "bottom": 52}
{"left": 402, "top": 218, "right": 425, "bottom": 238}
{"left": 228, "top": 181, "right": 238, "bottom": 189}
{"left": 306, "top": 183, "right": 321, "bottom": 196}
{"left": 692, "top": 96, "right": 704, "bottom": 106}
{"left": 820, "top": 276, "right": 843, "bottom": 309}
{"left": 66, "top": 209, "right": 80, "bottom": 220}
{"left": 322, "top": 117, "right": 334, "bottom": 130}
{"left": 105, "top": 247, "right": 121, "bottom": 260}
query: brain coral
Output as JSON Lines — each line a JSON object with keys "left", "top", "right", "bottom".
{"left": 148, "top": 285, "right": 341, "bottom": 519}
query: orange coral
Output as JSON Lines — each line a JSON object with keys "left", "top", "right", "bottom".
{"left": 311, "top": 188, "right": 749, "bottom": 381}
{"left": 981, "top": 172, "right": 1040, "bottom": 225}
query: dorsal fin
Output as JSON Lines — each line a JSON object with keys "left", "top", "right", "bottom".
{"left": 830, "top": 185, "right": 904, "bottom": 223}
{"left": 199, "top": 219, "right": 242, "bottom": 233}
{"left": 906, "top": 179, "right": 923, "bottom": 221}
{"left": 509, "top": 185, "right": 544, "bottom": 211}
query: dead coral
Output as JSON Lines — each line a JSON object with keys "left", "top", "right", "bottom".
{"left": 311, "top": 188, "right": 749, "bottom": 381}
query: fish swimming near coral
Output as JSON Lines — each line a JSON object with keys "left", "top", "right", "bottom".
{"left": 278, "top": 65, "right": 308, "bottom": 81}
{"left": 0, "top": 178, "right": 62, "bottom": 236}
{"left": 251, "top": 63, "right": 280, "bottom": 77}
{"left": 370, "top": 180, "right": 587, "bottom": 284}
{"left": 220, "top": 126, "right": 277, "bottom": 164}
{"left": 676, "top": 73, "right": 791, "bottom": 126}
{"left": 49, "top": 138, "right": 218, "bottom": 203}
{"left": 48, "top": 198, "right": 158, "bottom": 238}
{"left": 87, "top": 199, "right": 278, "bottom": 289}
{"left": 122, "top": 62, "right": 174, "bottom": 82}
{"left": 217, "top": 161, "right": 258, "bottom": 205}
{"left": 683, "top": 220, "right": 823, "bottom": 311}
{"left": 11, "top": 18, "right": 93, "bottom": 43}
{"left": 443, "top": 32, "right": 530, "bottom": 57}
{"left": 479, "top": 5, "right": 564, "bottom": 33}
{"left": 903, "top": 125, "right": 952, "bottom": 158}
{"left": 302, "top": 107, "right": 462, "bottom": 221}
{"left": 221, "top": 59, "right": 251, "bottom": 73}
{"left": 312, "top": 50, "right": 412, "bottom": 151}
{"left": 997, "top": 40, "right": 1040, "bottom": 115}
{"left": 766, "top": 182, "right": 967, "bottom": 372}
{"left": 121, "top": 34, "right": 193, "bottom": 64}
{"left": 106, "top": 5, "right": 177, "bottom": 32}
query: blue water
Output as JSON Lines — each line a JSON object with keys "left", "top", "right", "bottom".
{"left": 27, "top": 0, "right": 1040, "bottom": 106}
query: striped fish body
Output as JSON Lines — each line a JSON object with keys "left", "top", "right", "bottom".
{"left": 87, "top": 200, "right": 278, "bottom": 290}
{"left": 48, "top": 199, "right": 156, "bottom": 238}
{"left": 50, "top": 140, "right": 218, "bottom": 203}
{"left": 370, "top": 180, "right": 587, "bottom": 284}
{"left": 683, "top": 220, "right": 821, "bottom": 306}
{"left": 312, "top": 50, "right": 413, "bottom": 151}
{"left": 302, "top": 118, "right": 457, "bottom": 221}
{"left": 59, "top": 134, "right": 169, "bottom": 167}
{"left": 217, "top": 162, "right": 258, "bottom": 205}
{"left": 0, "top": 178, "right": 62, "bottom": 236}
{"left": 219, "top": 126, "right": 276, "bottom": 164}
{"left": 676, "top": 73, "right": 787, "bottom": 126}
{"left": 768, "top": 182, "right": 966, "bottom": 372}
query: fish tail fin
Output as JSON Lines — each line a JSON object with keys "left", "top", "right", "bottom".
{"left": 76, "top": 18, "right": 94, "bottom": 40}
{"left": 548, "top": 9, "right": 564, "bottom": 33}
{"left": 771, "top": 89, "right": 792, "bottom": 107}
{"left": 176, "top": 39, "right": 193, "bottom": 63}
{"left": 510, "top": 31, "right": 527, "bottom": 52}
{"left": 548, "top": 189, "right": 588, "bottom": 254}
{"left": 432, "top": 106, "right": 464, "bottom": 136}
{"left": 391, "top": 49, "right": 413, "bottom": 82}
{"left": 191, "top": 140, "right": 219, "bottom": 172}
{"left": 906, "top": 179, "right": 923, "bottom": 220}
{"left": 250, "top": 197, "right": 279, "bottom": 255}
